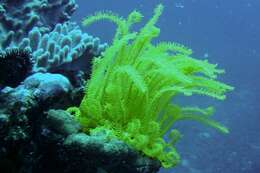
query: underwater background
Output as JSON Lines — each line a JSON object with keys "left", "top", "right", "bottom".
{"left": 0, "top": 0, "right": 259, "bottom": 173}
{"left": 72, "top": 0, "right": 260, "bottom": 173}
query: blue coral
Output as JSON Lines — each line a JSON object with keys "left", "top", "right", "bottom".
{"left": 0, "top": 1, "right": 107, "bottom": 73}
{"left": 18, "top": 22, "right": 107, "bottom": 72}
{"left": 0, "top": 0, "right": 78, "bottom": 49}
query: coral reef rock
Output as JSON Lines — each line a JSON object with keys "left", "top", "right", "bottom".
{"left": 0, "top": 73, "right": 72, "bottom": 114}
{"left": 23, "top": 72, "right": 72, "bottom": 102}
{"left": 0, "top": 106, "right": 161, "bottom": 173}
{"left": 59, "top": 132, "right": 161, "bottom": 173}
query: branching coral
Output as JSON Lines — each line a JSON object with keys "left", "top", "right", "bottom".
{"left": 67, "top": 4, "right": 233, "bottom": 168}
{"left": 0, "top": 0, "right": 77, "bottom": 49}
{"left": 18, "top": 22, "right": 107, "bottom": 72}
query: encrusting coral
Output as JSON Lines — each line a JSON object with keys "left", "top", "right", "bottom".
{"left": 66, "top": 4, "right": 233, "bottom": 169}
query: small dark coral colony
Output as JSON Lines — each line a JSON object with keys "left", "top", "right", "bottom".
{"left": 0, "top": 1, "right": 233, "bottom": 173}
{"left": 0, "top": 48, "right": 32, "bottom": 87}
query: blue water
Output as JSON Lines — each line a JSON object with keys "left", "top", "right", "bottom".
{"left": 73, "top": 1, "right": 260, "bottom": 172}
